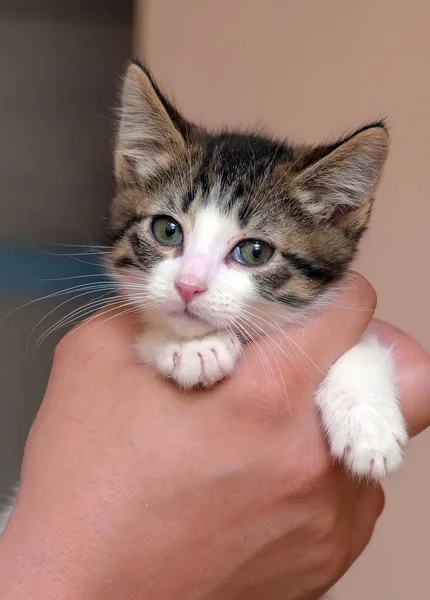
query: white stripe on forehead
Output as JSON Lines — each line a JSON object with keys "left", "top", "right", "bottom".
{"left": 186, "top": 204, "right": 238, "bottom": 257}
{"left": 175, "top": 205, "right": 239, "bottom": 290}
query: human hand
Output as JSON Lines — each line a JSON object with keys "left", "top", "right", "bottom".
{"left": 1, "top": 273, "right": 429, "bottom": 600}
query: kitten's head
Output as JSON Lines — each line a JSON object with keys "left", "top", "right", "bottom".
{"left": 108, "top": 60, "right": 388, "bottom": 338}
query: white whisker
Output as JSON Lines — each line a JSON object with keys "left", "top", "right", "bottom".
{"left": 231, "top": 317, "right": 273, "bottom": 396}
{"left": 27, "top": 289, "right": 118, "bottom": 351}
{"left": 241, "top": 305, "right": 324, "bottom": 377}
{"left": 234, "top": 314, "right": 289, "bottom": 407}
{"left": 56, "top": 300, "right": 154, "bottom": 348}
{"left": 35, "top": 295, "right": 158, "bottom": 350}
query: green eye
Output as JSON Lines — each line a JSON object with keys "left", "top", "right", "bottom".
{"left": 231, "top": 240, "right": 274, "bottom": 266}
{"left": 151, "top": 215, "right": 183, "bottom": 246}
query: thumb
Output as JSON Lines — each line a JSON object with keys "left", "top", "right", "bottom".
{"left": 370, "top": 320, "right": 430, "bottom": 437}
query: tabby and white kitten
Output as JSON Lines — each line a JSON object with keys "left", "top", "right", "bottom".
{"left": 109, "top": 61, "right": 406, "bottom": 479}
{"left": 0, "top": 61, "right": 406, "bottom": 533}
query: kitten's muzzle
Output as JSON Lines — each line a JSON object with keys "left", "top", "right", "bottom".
{"left": 174, "top": 251, "right": 216, "bottom": 305}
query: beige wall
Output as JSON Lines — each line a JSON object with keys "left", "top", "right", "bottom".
{"left": 137, "top": 2, "right": 430, "bottom": 598}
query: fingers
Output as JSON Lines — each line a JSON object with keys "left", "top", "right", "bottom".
{"left": 371, "top": 320, "right": 430, "bottom": 437}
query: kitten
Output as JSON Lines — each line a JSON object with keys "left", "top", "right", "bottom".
{"left": 109, "top": 61, "right": 406, "bottom": 479}
{"left": 0, "top": 61, "right": 406, "bottom": 534}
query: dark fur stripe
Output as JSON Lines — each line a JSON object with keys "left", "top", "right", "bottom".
{"left": 129, "top": 232, "right": 163, "bottom": 268}
{"left": 238, "top": 200, "right": 252, "bottom": 227}
{"left": 256, "top": 264, "right": 292, "bottom": 291}
{"left": 182, "top": 188, "right": 195, "bottom": 212}
{"left": 113, "top": 255, "right": 138, "bottom": 269}
{"left": 282, "top": 252, "right": 336, "bottom": 284}
{"left": 225, "top": 181, "right": 247, "bottom": 215}
{"left": 110, "top": 214, "right": 144, "bottom": 243}
{"left": 276, "top": 294, "right": 312, "bottom": 308}
{"left": 199, "top": 172, "right": 211, "bottom": 197}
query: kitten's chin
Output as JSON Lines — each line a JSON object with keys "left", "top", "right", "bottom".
{"left": 166, "top": 311, "right": 216, "bottom": 338}
{"left": 143, "top": 306, "right": 217, "bottom": 339}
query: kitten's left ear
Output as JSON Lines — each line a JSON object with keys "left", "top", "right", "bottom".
{"left": 291, "top": 123, "right": 389, "bottom": 235}
{"left": 115, "top": 60, "right": 196, "bottom": 182}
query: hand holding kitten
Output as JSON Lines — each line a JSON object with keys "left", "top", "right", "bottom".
{"left": 2, "top": 275, "right": 430, "bottom": 600}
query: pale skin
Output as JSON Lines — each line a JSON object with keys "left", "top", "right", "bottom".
{"left": 1, "top": 274, "right": 429, "bottom": 600}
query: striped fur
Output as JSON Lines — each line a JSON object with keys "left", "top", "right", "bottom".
{"left": 109, "top": 61, "right": 388, "bottom": 326}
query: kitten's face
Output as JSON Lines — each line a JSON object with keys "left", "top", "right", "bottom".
{"left": 108, "top": 62, "right": 389, "bottom": 338}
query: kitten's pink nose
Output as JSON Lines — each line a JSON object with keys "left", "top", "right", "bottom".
{"left": 175, "top": 280, "right": 206, "bottom": 304}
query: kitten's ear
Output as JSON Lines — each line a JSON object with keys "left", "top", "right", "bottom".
{"left": 115, "top": 61, "right": 193, "bottom": 182}
{"left": 291, "top": 124, "right": 389, "bottom": 236}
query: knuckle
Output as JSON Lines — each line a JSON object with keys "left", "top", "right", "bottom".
{"left": 313, "top": 508, "right": 339, "bottom": 542}
{"left": 320, "top": 539, "right": 351, "bottom": 585}
{"left": 312, "top": 512, "right": 351, "bottom": 581}
{"left": 298, "top": 510, "right": 351, "bottom": 589}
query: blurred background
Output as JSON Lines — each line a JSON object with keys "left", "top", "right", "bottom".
{"left": 1, "top": 1, "right": 429, "bottom": 598}
{"left": 0, "top": 0, "right": 132, "bottom": 499}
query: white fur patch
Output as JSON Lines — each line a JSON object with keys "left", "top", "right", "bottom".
{"left": 315, "top": 332, "right": 407, "bottom": 479}
{"left": 142, "top": 206, "right": 257, "bottom": 337}
{"left": 137, "top": 329, "right": 242, "bottom": 388}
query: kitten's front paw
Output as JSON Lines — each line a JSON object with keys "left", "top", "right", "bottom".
{"left": 138, "top": 333, "right": 242, "bottom": 389}
{"left": 315, "top": 334, "right": 409, "bottom": 480}
{"left": 317, "top": 386, "right": 408, "bottom": 480}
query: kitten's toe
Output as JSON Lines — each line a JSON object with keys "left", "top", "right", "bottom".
{"left": 345, "top": 441, "right": 402, "bottom": 480}
{"left": 156, "top": 342, "right": 182, "bottom": 376}
{"left": 206, "top": 336, "right": 242, "bottom": 386}
{"left": 341, "top": 434, "right": 405, "bottom": 480}
{"left": 326, "top": 393, "right": 407, "bottom": 480}
{"left": 162, "top": 335, "right": 240, "bottom": 389}
{"left": 138, "top": 332, "right": 241, "bottom": 389}
{"left": 175, "top": 335, "right": 241, "bottom": 389}
{"left": 173, "top": 342, "right": 214, "bottom": 388}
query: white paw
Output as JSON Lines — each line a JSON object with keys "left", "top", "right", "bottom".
{"left": 320, "top": 388, "right": 407, "bottom": 479}
{"left": 138, "top": 332, "right": 242, "bottom": 389}
{"left": 315, "top": 332, "right": 408, "bottom": 480}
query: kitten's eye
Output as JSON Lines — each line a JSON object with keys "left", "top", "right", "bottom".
{"left": 151, "top": 215, "right": 183, "bottom": 246}
{"left": 231, "top": 240, "right": 274, "bottom": 266}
